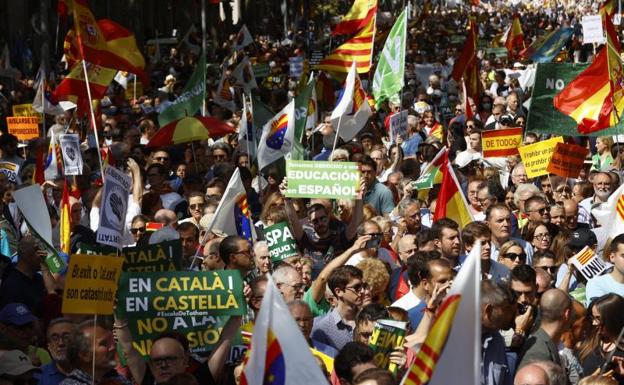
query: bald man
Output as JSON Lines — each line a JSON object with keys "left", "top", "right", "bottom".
{"left": 518, "top": 289, "right": 573, "bottom": 369}
{"left": 514, "top": 364, "right": 550, "bottom": 385}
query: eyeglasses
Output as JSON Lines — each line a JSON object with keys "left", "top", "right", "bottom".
{"left": 531, "top": 207, "right": 549, "bottom": 215}
{"left": 49, "top": 332, "right": 71, "bottom": 343}
{"left": 345, "top": 283, "right": 369, "bottom": 293}
{"left": 503, "top": 252, "right": 526, "bottom": 261}
{"left": 537, "top": 265, "right": 558, "bottom": 275}
{"left": 130, "top": 227, "right": 146, "bottom": 234}
{"left": 235, "top": 249, "right": 253, "bottom": 258}
{"left": 150, "top": 355, "right": 182, "bottom": 368}
{"left": 154, "top": 156, "right": 169, "bottom": 162}
{"left": 534, "top": 233, "right": 551, "bottom": 240}
{"left": 189, "top": 204, "right": 204, "bottom": 210}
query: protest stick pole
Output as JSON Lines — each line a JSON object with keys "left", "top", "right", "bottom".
{"left": 80, "top": 60, "right": 105, "bottom": 179}
{"left": 92, "top": 313, "right": 97, "bottom": 384}
{"left": 133, "top": 76, "right": 137, "bottom": 103}
{"left": 330, "top": 113, "right": 344, "bottom": 160}
{"left": 41, "top": 78, "right": 46, "bottom": 138}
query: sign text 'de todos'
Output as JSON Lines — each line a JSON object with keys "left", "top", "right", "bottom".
{"left": 482, "top": 128, "right": 522, "bottom": 158}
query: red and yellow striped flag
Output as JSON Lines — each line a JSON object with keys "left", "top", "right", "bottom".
{"left": 60, "top": 179, "right": 71, "bottom": 254}
{"left": 451, "top": 19, "right": 480, "bottom": 107}
{"left": 403, "top": 295, "right": 461, "bottom": 385}
{"left": 432, "top": 153, "right": 474, "bottom": 229}
{"left": 505, "top": 14, "right": 524, "bottom": 57}
{"left": 332, "top": 0, "right": 377, "bottom": 36}
{"left": 317, "top": 16, "right": 375, "bottom": 74}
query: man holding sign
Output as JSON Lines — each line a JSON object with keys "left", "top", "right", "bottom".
{"left": 586, "top": 234, "right": 624, "bottom": 303}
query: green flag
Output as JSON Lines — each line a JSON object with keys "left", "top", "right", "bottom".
{"left": 158, "top": 53, "right": 206, "bottom": 127}
{"left": 372, "top": 8, "right": 407, "bottom": 108}
{"left": 294, "top": 75, "right": 316, "bottom": 143}
{"left": 527, "top": 62, "right": 624, "bottom": 136}
{"left": 251, "top": 95, "right": 274, "bottom": 129}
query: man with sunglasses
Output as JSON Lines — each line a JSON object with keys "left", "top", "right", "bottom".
{"left": 219, "top": 235, "right": 255, "bottom": 277}
{"left": 524, "top": 196, "right": 550, "bottom": 227}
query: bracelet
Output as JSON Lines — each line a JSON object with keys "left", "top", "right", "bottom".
{"left": 514, "top": 329, "right": 526, "bottom": 336}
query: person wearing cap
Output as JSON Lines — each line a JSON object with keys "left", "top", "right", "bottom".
{"left": 0, "top": 349, "right": 40, "bottom": 384}
{"left": 555, "top": 228, "right": 598, "bottom": 292}
{"left": 586, "top": 233, "right": 624, "bottom": 304}
{"left": 0, "top": 303, "right": 51, "bottom": 367}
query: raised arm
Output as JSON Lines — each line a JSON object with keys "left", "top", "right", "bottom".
{"left": 112, "top": 314, "right": 146, "bottom": 384}
{"left": 279, "top": 179, "right": 304, "bottom": 241}
{"left": 207, "top": 315, "right": 242, "bottom": 382}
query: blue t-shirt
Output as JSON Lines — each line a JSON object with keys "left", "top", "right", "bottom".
{"left": 586, "top": 273, "right": 624, "bottom": 305}
{"left": 407, "top": 301, "right": 427, "bottom": 331}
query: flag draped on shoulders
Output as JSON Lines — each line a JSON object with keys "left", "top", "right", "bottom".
{"left": 257, "top": 100, "right": 296, "bottom": 171}
{"left": 317, "top": 16, "right": 375, "bottom": 74}
{"left": 372, "top": 8, "right": 407, "bottom": 107}
{"left": 592, "top": 183, "right": 624, "bottom": 240}
{"left": 330, "top": 62, "right": 373, "bottom": 141}
{"left": 332, "top": 0, "right": 377, "bottom": 36}
{"left": 553, "top": 15, "right": 624, "bottom": 134}
{"left": 432, "top": 150, "right": 474, "bottom": 228}
{"left": 242, "top": 276, "right": 329, "bottom": 385}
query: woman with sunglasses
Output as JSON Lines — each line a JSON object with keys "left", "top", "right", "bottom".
{"left": 129, "top": 214, "right": 150, "bottom": 246}
{"left": 497, "top": 240, "right": 527, "bottom": 271}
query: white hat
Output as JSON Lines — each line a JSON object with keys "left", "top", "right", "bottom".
{"left": 0, "top": 350, "right": 40, "bottom": 376}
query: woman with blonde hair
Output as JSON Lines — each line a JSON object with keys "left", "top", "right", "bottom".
{"left": 497, "top": 239, "right": 527, "bottom": 270}
{"left": 592, "top": 136, "right": 614, "bottom": 171}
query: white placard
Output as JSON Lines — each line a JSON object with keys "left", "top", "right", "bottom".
{"left": 570, "top": 246, "right": 608, "bottom": 281}
{"left": 96, "top": 166, "right": 131, "bottom": 249}
{"left": 59, "top": 134, "right": 83, "bottom": 176}
{"left": 390, "top": 110, "right": 409, "bottom": 143}
{"left": 582, "top": 15, "right": 605, "bottom": 44}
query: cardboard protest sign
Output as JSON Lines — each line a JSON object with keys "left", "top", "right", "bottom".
{"left": 117, "top": 270, "right": 246, "bottom": 356}
{"left": 59, "top": 134, "right": 83, "bottom": 175}
{"left": 0, "top": 162, "right": 20, "bottom": 185}
{"left": 12, "top": 104, "right": 41, "bottom": 122}
{"left": 285, "top": 160, "right": 360, "bottom": 200}
{"left": 62, "top": 254, "right": 123, "bottom": 314}
{"left": 390, "top": 110, "right": 408, "bottom": 143}
{"left": 13, "top": 185, "right": 66, "bottom": 273}
{"left": 517, "top": 136, "right": 563, "bottom": 178}
{"left": 264, "top": 222, "right": 299, "bottom": 263}
{"left": 97, "top": 166, "right": 131, "bottom": 249}
{"left": 78, "top": 240, "right": 182, "bottom": 272}
{"left": 546, "top": 142, "right": 590, "bottom": 178}
{"left": 6, "top": 117, "right": 39, "bottom": 141}
{"left": 582, "top": 15, "right": 605, "bottom": 44}
{"left": 481, "top": 128, "right": 522, "bottom": 158}
{"left": 570, "top": 246, "right": 607, "bottom": 281}
{"left": 368, "top": 319, "right": 407, "bottom": 374}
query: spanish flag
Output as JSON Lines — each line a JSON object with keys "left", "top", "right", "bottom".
{"left": 66, "top": 0, "right": 147, "bottom": 84}
{"left": 317, "top": 16, "right": 375, "bottom": 74}
{"left": 432, "top": 152, "right": 474, "bottom": 229}
{"left": 504, "top": 14, "right": 524, "bottom": 57}
{"left": 553, "top": 15, "right": 624, "bottom": 134}
{"left": 60, "top": 179, "right": 71, "bottom": 254}
{"left": 332, "top": 0, "right": 377, "bottom": 36}
{"left": 52, "top": 61, "right": 116, "bottom": 114}
{"left": 451, "top": 20, "right": 480, "bottom": 107}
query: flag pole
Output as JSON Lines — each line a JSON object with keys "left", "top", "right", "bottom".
{"left": 80, "top": 60, "right": 105, "bottom": 178}
{"left": 330, "top": 114, "right": 344, "bottom": 159}
{"left": 41, "top": 74, "right": 47, "bottom": 138}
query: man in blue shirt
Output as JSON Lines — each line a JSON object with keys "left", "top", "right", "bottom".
{"left": 360, "top": 156, "right": 395, "bottom": 216}
{"left": 38, "top": 318, "right": 76, "bottom": 385}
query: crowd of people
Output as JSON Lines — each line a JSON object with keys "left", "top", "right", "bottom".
{"left": 0, "top": 1, "right": 623, "bottom": 385}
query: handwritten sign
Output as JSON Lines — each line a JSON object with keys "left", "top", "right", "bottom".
{"left": 517, "top": 136, "right": 563, "bottom": 178}
{"left": 7, "top": 117, "right": 39, "bottom": 141}
{"left": 546, "top": 142, "right": 590, "bottom": 178}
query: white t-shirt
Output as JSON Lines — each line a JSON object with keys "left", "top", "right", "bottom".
{"left": 391, "top": 291, "right": 422, "bottom": 311}
{"left": 586, "top": 273, "right": 624, "bottom": 305}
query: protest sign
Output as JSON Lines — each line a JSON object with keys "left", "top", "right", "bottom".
{"left": 285, "top": 160, "right": 360, "bottom": 200}
{"left": 252, "top": 63, "right": 270, "bottom": 78}
{"left": 582, "top": 15, "right": 605, "bottom": 44}
{"left": 59, "top": 134, "right": 83, "bottom": 175}
{"left": 546, "top": 142, "right": 590, "bottom": 178}
{"left": 13, "top": 185, "right": 66, "bottom": 273}
{"left": 517, "top": 136, "right": 563, "bottom": 178}
{"left": 79, "top": 240, "right": 182, "bottom": 272}
{"left": 368, "top": 319, "right": 407, "bottom": 374}
{"left": 289, "top": 56, "right": 304, "bottom": 78}
{"left": 97, "top": 166, "right": 131, "bottom": 249}
{"left": 6, "top": 117, "right": 39, "bottom": 141}
{"left": 482, "top": 128, "right": 522, "bottom": 158}
{"left": 570, "top": 246, "right": 607, "bottom": 281}
{"left": 12, "top": 103, "right": 41, "bottom": 122}
{"left": 0, "top": 162, "right": 20, "bottom": 185}
{"left": 62, "top": 254, "right": 123, "bottom": 314}
{"left": 390, "top": 110, "right": 408, "bottom": 143}
{"left": 117, "top": 270, "right": 246, "bottom": 356}
{"left": 264, "top": 222, "right": 298, "bottom": 263}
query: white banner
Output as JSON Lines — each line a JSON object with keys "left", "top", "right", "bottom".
{"left": 59, "top": 134, "right": 83, "bottom": 175}
{"left": 97, "top": 166, "right": 131, "bottom": 249}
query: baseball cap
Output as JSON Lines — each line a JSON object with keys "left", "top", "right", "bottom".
{"left": 0, "top": 303, "right": 37, "bottom": 326}
{"left": 568, "top": 229, "right": 598, "bottom": 251}
{"left": 0, "top": 350, "right": 40, "bottom": 376}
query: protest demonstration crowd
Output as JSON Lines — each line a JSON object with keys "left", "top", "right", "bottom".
{"left": 4, "top": 0, "right": 624, "bottom": 384}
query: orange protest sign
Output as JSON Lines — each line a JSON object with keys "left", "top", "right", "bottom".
{"left": 481, "top": 128, "right": 522, "bottom": 158}
{"left": 6, "top": 117, "right": 39, "bottom": 141}
{"left": 546, "top": 142, "right": 589, "bottom": 178}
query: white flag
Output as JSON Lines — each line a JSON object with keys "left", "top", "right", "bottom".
{"left": 234, "top": 25, "right": 253, "bottom": 51}
{"left": 233, "top": 56, "right": 258, "bottom": 91}
{"left": 257, "top": 100, "right": 295, "bottom": 171}
{"left": 214, "top": 69, "right": 237, "bottom": 112}
{"left": 330, "top": 62, "right": 372, "bottom": 141}
{"left": 592, "top": 183, "right": 624, "bottom": 240}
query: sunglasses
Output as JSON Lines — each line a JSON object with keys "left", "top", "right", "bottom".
{"left": 154, "top": 156, "right": 169, "bottom": 162}
{"left": 189, "top": 204, "right": 204, "bottom": 210}
{"left": 537, "top": 265, "right": 558, "bottom": 275}
{"left": 532, "top": 207, "right": 549, "bottom": 215}
{"left": 130, "top": 227, "right": 146, "bottom": 234}
{"left": 503, "top": 252, "right": 526, "bottom": 261}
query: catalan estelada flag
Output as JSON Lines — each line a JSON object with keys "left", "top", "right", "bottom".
{"left": 60, "top": 179, "right": 71, "bottom": 254}
{"left": 432, "top": 152, "right": 474, "bottom": 229}
{"left": 317, "top": 16, "right": 375, "bottom": 74}
{"left": 332, "top": 0, "right": 377, "bottom": 36}
{"left": 504, "top": 14, "right": 524, "bottom": 57}
{"left": 241, "top": 276, "right": 328, "bottom": 385}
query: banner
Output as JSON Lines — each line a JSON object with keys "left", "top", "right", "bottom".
{"left": 78, "top": 239, "right": 182, "bottom": 272}
{"left": 481, "top": 128, "right": 522, "bottom": 158}
{"left": 390, "top": 110, "right": 409, "bottom": 143}
{"left": 62, "top": 254, "right": 123, "bottom": 314}
{"left": 546, "top": 142, "right": 590, "bottom": 178}
{"left": 97, "top": 166, "right": 131, "bottom": 249}
{"left": 0, "top": 162, "right": 20, "bottom": 185}
{"left": 285, "top": 160, "right": 360, "bottom": 200}
{"left": 6, "top": 117, "right": 39, "bottom": 141}
{"left": 59, "top": 134, "right": 83, "bottom": 175}
{"left": 12, "top": 104, "right": 41, "bottom": 123}
{"left": 517, "top": 136, "right": 563, "bottom": 178}
{"left": 570, "top": 246, "right": 607, "bottom": 280}
{"left": 117, "top": 270, "right": 246, "bottom": 356}
{"left": 264, "top": 222, "right": 299, "bottom": 263}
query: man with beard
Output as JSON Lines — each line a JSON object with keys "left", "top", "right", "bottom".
{"left": 38, "top": 318, "right": 76, "bottom": 385}
{"left": 430, "top": 218, "right": 461, "bottom": 269}
{"left": 579, "top": 172, "right": 612, "bottom": 227}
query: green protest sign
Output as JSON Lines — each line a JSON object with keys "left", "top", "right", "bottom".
{"left": 285, "top": 160, "right": 360, "bottom": 200}
{"left": 527, "top": 63, "right": 624, "bottom": 136}
{"left": 117, "top": 270, "right": 246, "bottom": 356}
{"left": 252, "top": 63, "right": 270, "bottom": 78}
{"left": 264, "top": 222, "right": 298, "bottom": 263}
{"left": 78, "top": 240, "right": 182, "bottom": 272}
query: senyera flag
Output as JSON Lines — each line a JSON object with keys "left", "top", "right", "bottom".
{"left": 332, "top": 0, "right": 377, "bottom": 36}
{"left": 317, "top": 16, "right": 375, "bottom": 74}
